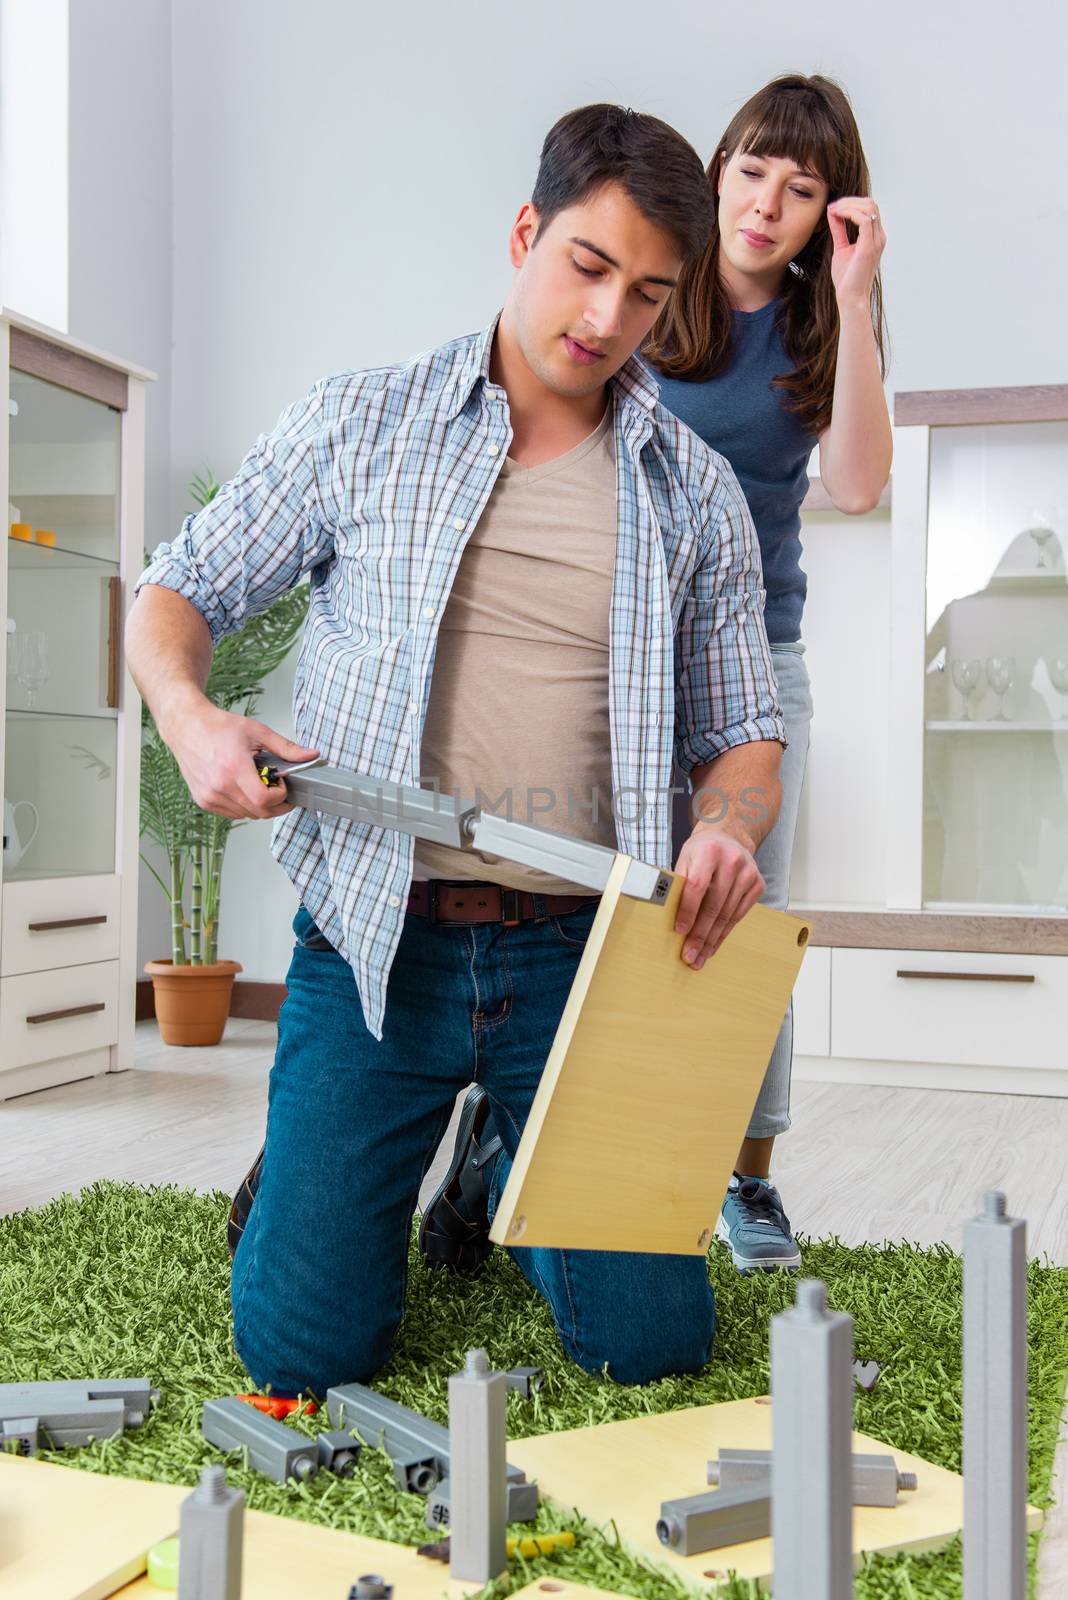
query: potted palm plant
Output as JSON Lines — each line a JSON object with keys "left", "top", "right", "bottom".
{"left": 141, "top": 470, "right": 309, "bottom": 1044}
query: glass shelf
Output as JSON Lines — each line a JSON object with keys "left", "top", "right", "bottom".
{"left": 6, "top": 707, "right": 118, "bottom": 723}
{"left": 927, "top": 721, "right": 1068, "bottom": 733}
{"left": 7, "top": 536, "right": 119, "bottom": 573}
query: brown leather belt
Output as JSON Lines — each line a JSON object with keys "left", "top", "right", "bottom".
{"left": 407, "top": 879, "right": 598, "bottom": 927}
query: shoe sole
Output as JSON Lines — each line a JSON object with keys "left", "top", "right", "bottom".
{"left": 714, "top": 1213, "right": 802, "bottom": 1274}
{"left": 227, "top": 1145, "right": 264, "bottom": 1261}
{"left": 417, "top": 1089, "right": 493, "bottom": 1271}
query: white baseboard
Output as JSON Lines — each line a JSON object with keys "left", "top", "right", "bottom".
{"left": 0, "top": 1046, "right": 112, "bottom": 1102}
{"left": 794, "top": 1054, "right": 1068, "bottom": 1099}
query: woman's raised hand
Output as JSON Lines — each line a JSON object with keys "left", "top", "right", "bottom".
{"left": 826, "top": 196, "right": 886, "bottom": 310}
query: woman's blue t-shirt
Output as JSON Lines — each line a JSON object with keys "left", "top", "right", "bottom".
{"left": 652, "top": 298, "right": 816, "bottom": 645}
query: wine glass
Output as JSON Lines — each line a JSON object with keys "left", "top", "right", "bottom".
{"left": 985, "top": 656, "right": 1015, "bottom": 720}
{"left": 950, "top": 657, "right": 983, "bottom": 721}
{"left": 14, "top": 630, "right": 48, "bottom": 710}
{"left": 1027, "top": 504, "right": 1060, "bottom": 570}
{"left": 1048, "top": 657, "right": 1068, "bottom": 721}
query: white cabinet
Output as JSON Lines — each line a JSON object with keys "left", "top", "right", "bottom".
{"left": 0, "top": 311, "right": 154, "bottom": 1097}
{"left": 791, "top": 945, "right": 830, "bottom": 1057}
{"left": 793, "top": 384, "right": 1068, "bottom": 1094}
{"left": 830, "top": 947, "right": 1066, "bottom": 1074}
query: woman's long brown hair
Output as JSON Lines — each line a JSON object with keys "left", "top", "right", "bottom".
{"left": 644, "top": 74, "right": 887, "bottom": 437}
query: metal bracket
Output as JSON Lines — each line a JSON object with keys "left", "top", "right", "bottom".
{"left": 262, "top": 756, "right": 672, "bottom": 905}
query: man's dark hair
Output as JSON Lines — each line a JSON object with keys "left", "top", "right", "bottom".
{"left": 530, "top": 103, "right": 714, "bottom": 264}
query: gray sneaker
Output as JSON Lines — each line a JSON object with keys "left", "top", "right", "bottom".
{"left": 715, "top": 1174, "right": 802, "bottom": 1274}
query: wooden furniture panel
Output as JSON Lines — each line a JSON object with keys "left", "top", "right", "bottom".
{"left": 508, "top": 1397, "right": 1042, "bottom": 1590}
{"left": 1, "top": 874, "right": 121, "bottom": 976}
{"left": 0, "top": 1452, "right": 185, "bottom": 1600}
{"left": 894, "top": 384, "right": 1068, "bottom": 427}
{"left": 10, "top": 326, "right": 128, "bottom": 411}
{"left": 490, "top": 861, "right": 810, "bottom": 1255}
{"left": 0, "top": 1453, "right": 477, "bottom": 1600}
{"left": 116, "top": 1508, "right": 476, "bottom": 1599}
{"left": 792, "top": 907, "right": 1068, "bottom": 957}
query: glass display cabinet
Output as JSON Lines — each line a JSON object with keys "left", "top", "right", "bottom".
{"left": 792, "top": 384, "right": 1068, "bottom": 1096}
{"left": 921, "top": 417, "right": 1068, "bottom": 912}
{"left": 0, "top": 311, "right": 154, "bottom": 1097}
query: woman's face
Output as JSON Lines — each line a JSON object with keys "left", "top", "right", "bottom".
{"left": 716, "top": 146, "right": 830, "bottom": 289}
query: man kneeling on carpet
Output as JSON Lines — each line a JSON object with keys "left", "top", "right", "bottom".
{"left": 127, "top": 104, "right": 785, "bottom": 1396}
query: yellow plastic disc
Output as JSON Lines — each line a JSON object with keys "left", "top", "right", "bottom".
{"left": 146, "top": 1536, "right": 180, "bottom": 1589}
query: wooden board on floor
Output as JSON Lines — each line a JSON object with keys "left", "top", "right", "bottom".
{"left": 0, "top": 1453, "right": 185, "bottom": 1600}
{"left": 114, "top": 1506, "right": 478, "bottom": 1600}
{"left": 508, "top": 1584, "right": 640, "bottom": 1600}
{"left": 490, "top": 861, "right": 811, "bottom": 1254}
{"left": 507, "top": 1397, "right": 1044, "bottom": 1590}
{"left": 0, "top": 1453, "right": 477, "bottom": 1600}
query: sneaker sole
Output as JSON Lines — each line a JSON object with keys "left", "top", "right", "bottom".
{"left": 714, "top": 1213, "right": 802, "bottom": 1274}
{"left": 417, "top": 1089, "right": 493, "bottom": 1272}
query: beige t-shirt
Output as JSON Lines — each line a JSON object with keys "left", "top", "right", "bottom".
{"left": 414, "top": 408, "right": 618, "bottom": 894}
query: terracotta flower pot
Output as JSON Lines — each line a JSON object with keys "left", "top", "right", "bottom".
{"left": 143, "top": 958, "right": 243, "bottom": 1046}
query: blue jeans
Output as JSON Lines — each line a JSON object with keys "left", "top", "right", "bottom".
{"left": 672, "top": 641, "right": 813, "bottom": 1141}
{"left": 231, "top": 902, "right": 716, "bottom": 1396}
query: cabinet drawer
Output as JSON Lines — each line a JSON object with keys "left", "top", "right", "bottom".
{"left": 0, "top": 960, "right": 119, "bottom": 1071}
{"left": 793, "top": 946, "right": 831, "bottom": 1056}
{"left": 1, "top": 876, "right": 120, "bottom": 976}
{"left": 831, "top": 948, "right": 1068, "bottom": 1071}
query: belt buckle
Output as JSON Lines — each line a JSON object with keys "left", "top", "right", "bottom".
{"left": 427, "top": 879, "right": 449, "bottom": 924}
{"left": 428, "top": 879, "right": 506, "bottom": 926}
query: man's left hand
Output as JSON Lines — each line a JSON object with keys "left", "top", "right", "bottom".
{"left": 673, "top": 827, "right": 765, "bottom": 970}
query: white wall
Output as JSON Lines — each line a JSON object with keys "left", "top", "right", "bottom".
{"left": 65, "top": 0, "right": 174, "bottom": 967}
{"left": 0, "top": 0, "right": 69, "bottom": 329}
{"left": 158, "top": 0, "right": 1065, "bottom": 975}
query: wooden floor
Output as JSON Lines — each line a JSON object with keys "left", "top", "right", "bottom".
{"left": 1, "top": 1017, "right": 1065, "bottom": 1593}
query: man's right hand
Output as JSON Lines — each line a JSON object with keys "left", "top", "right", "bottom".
{"left": 160, "top": 693, "right": 319, "bottom": 820}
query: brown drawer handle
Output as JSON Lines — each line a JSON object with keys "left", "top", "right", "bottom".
{"left": 896, "top": 969, "right": 1035, "bottom": 984}
{"left": 26, "top": 1002, "right": 107, "bottom": 1025}
{"left": 27, "top": 915, "right": 108, "bottom": 933}
{"left": 107, "top": 574, "right": 122, "bottom": 709}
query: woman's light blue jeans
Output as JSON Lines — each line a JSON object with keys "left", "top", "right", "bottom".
{"left": 672, "top": 640, "right": 813, "bottom": 1140}
{"left": 748, "top": 642, "right": 813, "bottom": 1138}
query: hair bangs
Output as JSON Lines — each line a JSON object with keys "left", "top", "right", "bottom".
{"left": 735, "top": 85, "right": 849, "bottom": 191}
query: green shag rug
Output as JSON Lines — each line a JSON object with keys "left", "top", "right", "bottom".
{"left": 1, "top": 1182, "right": 1066, "bottom": 1599}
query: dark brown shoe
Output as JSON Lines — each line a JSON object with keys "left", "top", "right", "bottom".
{"left": 227, "top": 1144, "right": 264, "bottom": 1259}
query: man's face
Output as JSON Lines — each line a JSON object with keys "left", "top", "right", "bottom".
{"left": 505, "top": 182, "right": 682, "bottom": 399}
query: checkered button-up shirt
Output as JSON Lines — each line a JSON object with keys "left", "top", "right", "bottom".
{"left": 139, "top": 317, "right": 784, "bottom": 1038}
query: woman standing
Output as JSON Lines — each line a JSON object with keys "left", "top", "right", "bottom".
{"left": 647, "top": 74, "right": 891, "bottom": 1273}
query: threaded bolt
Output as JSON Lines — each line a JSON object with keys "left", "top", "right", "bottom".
{"left": 707, "top": 1462, "right": 721, "bottom": 1485}
{"left": 196, "top": 1464, "right": 228, "bottom": 1503}
{"left": 795, "top": 1279, "right": 828, "bottom": 1317}
{"left": 898, "top": 1471, "right": 918, "bottom": 1491}
{"left": 984, "top": 1190, "right": 1008, "bottom": 1219}
{"left": 466, "top": 1348, "right": 490, "bottom": 1375}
